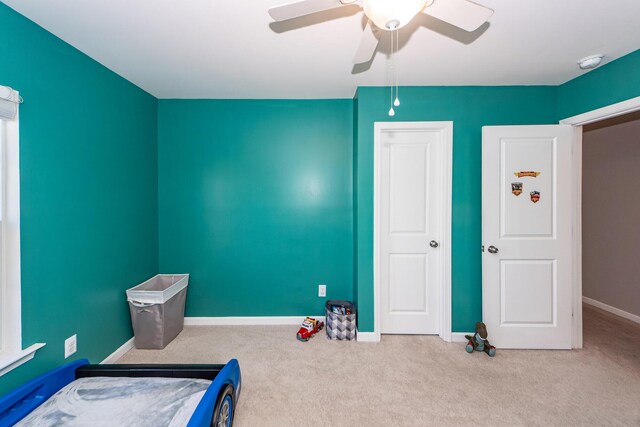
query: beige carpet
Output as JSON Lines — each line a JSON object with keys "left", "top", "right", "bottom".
{"left": 118, "top": 305, "right": 640, "bottom": 426}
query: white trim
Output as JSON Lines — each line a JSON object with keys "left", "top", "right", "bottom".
{"left": 571, "top": 127, "right": 583, "bottom": 349}
{"left": 184, "top": 316, "right": 325, "bottom": 326}
{"left": 451, "top": 332, "right": 473, "bottom": 343}
{"left": 0, "top": 95, "right": 46, "bottom": 376}
{"left": 440, "top": 127, "right": 453, "bottom": 343}
{"left": 560, "top": 96, "right": 640, "bottom": 126}
{"left": 583, "top": 297, "right": 640, "bottom": 325}
{"left": 1, "top": 105, "right": 33, "bottom": 370}
{"left": 356, "top": 332, "right": 378, "bottom": 342}
{"left": 373, "top": 120, "right": 382, "bottom": 342}
{"left": 373, "top": 121, "right": 453, "bottom": 342}
{"left": 561, "top": 96, "right": 640, "bottom": 350}
{"left": 100, "top": 337, "right": 135, "bottom": 364}
{"left": 0, "top": 343, "right": 45, "bottom": 377}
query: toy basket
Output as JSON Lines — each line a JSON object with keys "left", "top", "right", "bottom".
{"left": 325, "top": 300, "right": 356, "bottom": 341}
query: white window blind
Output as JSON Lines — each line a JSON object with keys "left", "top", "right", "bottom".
{"left": 0, "top": 86, "right": 21, "bottom": 121}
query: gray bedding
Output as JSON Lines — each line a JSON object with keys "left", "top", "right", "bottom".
{"left": 16, "top": 376, "right": 211, "bottom": 426}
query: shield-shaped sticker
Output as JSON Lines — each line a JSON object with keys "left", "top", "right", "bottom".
{"left": 530, "top": 191, "right": 540, "bottom": 203}
{"left": 511, "top": 182, "right": 523, "bottom": 196}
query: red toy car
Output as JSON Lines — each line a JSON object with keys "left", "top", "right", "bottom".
{"left": 296, "top": 317, "right": 324, "bottom": 342}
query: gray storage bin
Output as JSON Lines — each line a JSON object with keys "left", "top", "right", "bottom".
{"left": 126, "top": 274, "right": 189, "bottom": 349}
{"left": 326, "top": 300, "right": 356, "bottom": 341}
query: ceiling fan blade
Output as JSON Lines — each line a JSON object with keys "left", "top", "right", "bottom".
{"left": 269, "top": 0, "right": 352, "bottom": 22}
{"left": 423, "top": 0, "right": 494, "bottom": 32}
{"left": 353, "top": 20, "right": 381, "bottom": 64}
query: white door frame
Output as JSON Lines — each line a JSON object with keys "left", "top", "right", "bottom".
{"left": 372, "top": 121, "right": 453, "bottom": 343}
{"left": 560, "top": 96, "right": 640, "bottom": 349}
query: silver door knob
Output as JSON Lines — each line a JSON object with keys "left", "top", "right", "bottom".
{"left": 430, "top": 240, "right": 439, "bottom": 248}
{"left": 487, "top": 245, "right": 499, "bottom": 254}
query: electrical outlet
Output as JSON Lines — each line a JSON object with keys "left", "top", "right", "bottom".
{"left": 318, "top": 284, "right": 326, "bottom": 297}
{"left": 65, "top": 334, "right": 77, "bottom": 359}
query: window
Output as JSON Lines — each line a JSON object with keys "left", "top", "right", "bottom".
{"left": 0, "top": 89, "right": 45, "bottom": 376}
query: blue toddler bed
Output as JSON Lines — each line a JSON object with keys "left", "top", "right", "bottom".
{"left": 0, "top": 359, "right": 241, "bottom": 426}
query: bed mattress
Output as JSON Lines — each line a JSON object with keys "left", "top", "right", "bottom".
{"left": 16, "top": 376, "right": 211, "bottom": 427}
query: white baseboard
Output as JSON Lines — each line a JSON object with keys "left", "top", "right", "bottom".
{"left": 451, "top": 332, "right": 473, "bottom": 343}
{"left": 355, "top": 331, "right": 462, "bottom": 343}
{"left": 101, "top": 337, "right": 135, "bottom": 364}
{"left": 185, "top": 317, "right": 379, "bottom": 343}
{"left": 356, "top": 332, "right": 379, "bottom": 342}
{"left": 583, "top": 297, "right": 640, "bottom": 325}
{"left": 184, "top": 316, "right": 325, "bottom": 326}
{"left": 439, "top": 331, "right": 453, "bottom": 343}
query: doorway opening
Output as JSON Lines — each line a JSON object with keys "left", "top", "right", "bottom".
{"left": 561, "top": 97, "right": 640, "bottom": 349}
{"left": 580, "top": 110, "right": 640, "bottom": 348}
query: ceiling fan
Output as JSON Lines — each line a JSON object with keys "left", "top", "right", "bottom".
{"left": 268, "top": 0, "right": 494, "bottom": 64}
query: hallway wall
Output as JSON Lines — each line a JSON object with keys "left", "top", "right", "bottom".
{"left": 582, "top": 114, "right": 640, "bottom": 317}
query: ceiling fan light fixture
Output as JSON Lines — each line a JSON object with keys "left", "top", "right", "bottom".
{"left": 363, "top": 0, "right": 428, "bottom": 30}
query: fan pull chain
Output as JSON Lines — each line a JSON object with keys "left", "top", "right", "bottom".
{"left": 388, "top": 29, "right": 395, "bottom": 117}
{"left": 394, "top": 28, "right": 400, "bottom": 107}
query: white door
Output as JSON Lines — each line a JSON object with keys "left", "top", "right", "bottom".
{"left": 482, "top": 125, "right": 574, "bottom": 349}
{"left": 377, "top": 122, "right": 451, "bottom": 335}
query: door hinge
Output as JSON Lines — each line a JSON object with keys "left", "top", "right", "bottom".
{"left": 481, "top": 245, "right": 485, "bottom": 252}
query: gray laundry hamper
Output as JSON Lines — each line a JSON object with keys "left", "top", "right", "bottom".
{"left": 126, "top": 274, "right": 189, "bottom": 349}
{"left": 325, "top": 300, "right": 356, "bottom": 340}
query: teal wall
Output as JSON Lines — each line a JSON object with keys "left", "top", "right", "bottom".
{"left": 157, "top": 100, "right": 353, "bottom": 316}
{"left": 354, "top": 86, "right": 558, "bottom": 332}
{"left": 0, "top": 4, "right": 158, "bottom": 394}
{"left": 558, "top": 49, "right": 640, "bottom": 119}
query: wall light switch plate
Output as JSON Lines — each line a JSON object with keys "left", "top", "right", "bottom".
{"left": 318, "top": 284, "right": 326, "bottom": 297}
{"left": 65, "top": 334, "right": 77, "bottom": 359}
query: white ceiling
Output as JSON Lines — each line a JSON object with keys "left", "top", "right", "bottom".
{"left": 4, "top": 0, "right": 640, "bottom": 99}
